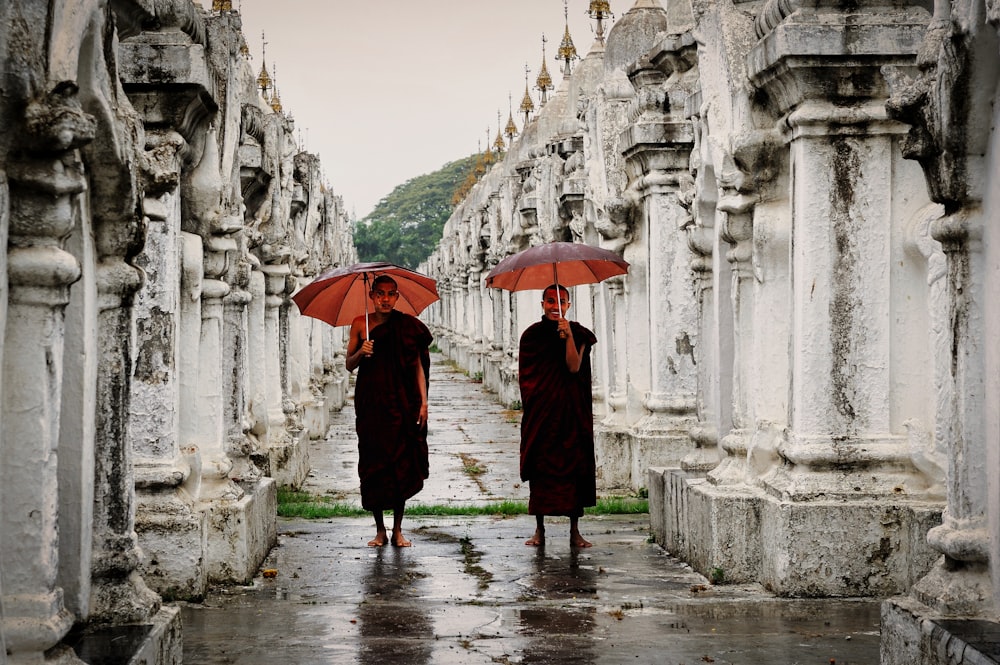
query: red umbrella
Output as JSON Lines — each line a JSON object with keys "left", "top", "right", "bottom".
{"left": 292, "top": 261, "right": 439, "bottom": 334}
{"left": 484, "top": 241, "right": 629, "bottom": 292}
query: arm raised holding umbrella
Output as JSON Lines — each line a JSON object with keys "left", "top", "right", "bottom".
{"left": 293, "top": 263, "right": 438, "bottom": 548}
{"left": 485, "top": 242, "right": 629, "bottom": 549}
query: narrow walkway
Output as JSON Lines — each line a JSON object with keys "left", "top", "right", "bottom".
{"left": 180, "top": 355, "right": 881, "bottom": 664}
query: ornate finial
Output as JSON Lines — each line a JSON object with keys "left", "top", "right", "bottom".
{"left": 493, "top": 111, "right": 506, "bottom": 154}
{"left": 519, "top": 63, "right": 535, "bottom": 126}
{"left": 505, "top": 92, "right": 519, "bottom": 141}
{"left": 535, "top": 35, "right": 554, "bottom": 106}
{"left": 558, "top": 1, "right": 579, "bottom": 77}
{"left": 484, "top": 128, "right": 496, "bottom": 165}
{"left": 269, "top": 65, "right": 283, "bottom": 113}
{"left": 587, "top": 0, "right": 614, "bottom": 46}
{"left": 256, "top": 32, "right": 272, "bottom": 96}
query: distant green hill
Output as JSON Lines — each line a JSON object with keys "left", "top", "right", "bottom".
{"left": 353, "top": 154, "right": 480, "bottom": 269}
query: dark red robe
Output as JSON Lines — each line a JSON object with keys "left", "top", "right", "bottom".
{"left": 354, "top": 310, "right": 432, "bottom": 511}
{"left": 518, "top": 317, "right": 598, "bottom": 516}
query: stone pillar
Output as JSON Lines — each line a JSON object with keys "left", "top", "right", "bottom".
{"left": 683, "top": 218, "right": 723, "bottom": 473}
{"left": 131, "top": 133, "right": 208, "bottom": 601}
{"left": 222, "top": 250, "right": 260, "bottom": 483}
{"left": 602, "top": 276, "right": 628, "bottom": 426}
{"left": 246, "top": 268, "right": 268, "bottom": 459}
{"left": 620, "top": 51, "right": 698, "bottom": 482}
{"left": 195, "top": 236, "right": 241, "bottom": 503}
{"left": 904, "top": 213, "right": 990, "bottom": 613}
{"left": 746, "top": 3, "right": 941, "bottom": 595}
{"left": 2, "top": 146, "right": 87, "bottom": 663}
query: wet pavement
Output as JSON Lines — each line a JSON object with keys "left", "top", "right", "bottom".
{"left": 179, "top": 355, "right": 881, "bottom": 664}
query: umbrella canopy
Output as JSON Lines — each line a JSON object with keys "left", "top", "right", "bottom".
{"left": 292, "top": 261, "right": 439, "bottom": 328}
{"left": 484, "top": 241, "right": 629, "bottom": 292}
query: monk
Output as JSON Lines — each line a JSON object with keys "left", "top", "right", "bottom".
{"left": 518, "top": 283, "right": 598, "bottom": 548}
{"left": 346, "top": 274, "right": 432, "bottom": 547}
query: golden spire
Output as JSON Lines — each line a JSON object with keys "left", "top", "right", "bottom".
{"left": 256, "top": 32, "right": 272, "bottom": 97}
{"left": 269, "top": 65, "right": 283, "bottom": 113}
{"left": 493, "top": 111, "right": 506, "bottom": 154}
{"left": 505, "top": 93, "right": 519, "bottom": 141}
{"left": 484, "top": 128, "right": 496, "bottom": 165}
{"left": 519, "top": 64, "right": 535, "bottom": 126}
{"left": 587, "top": 0, "right": 614, "bottom": 46}
{"left": 535, "top": 35, "right": 553, "bottom": 106}
{"left": 558, "top": 1, "right": 579, "bottom": 77}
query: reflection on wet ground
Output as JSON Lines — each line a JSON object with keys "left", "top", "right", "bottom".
{"left": 357, "top": 548, "right": 434, "bottom": 665}
{"left": 180, "top": 359, "right": 881, "bottom": 664}
{"left": 181, "top": 515, "right": 881, "bottom": 665}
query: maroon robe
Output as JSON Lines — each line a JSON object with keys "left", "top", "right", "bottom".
{"left": 518, "top": 317, "right": 598, "bottom": 516}
{"left": 354, "top": 310, "right": 432, "bottom": 511}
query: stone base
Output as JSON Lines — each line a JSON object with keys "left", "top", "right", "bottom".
{"left": 881, "top": 594, "right": 1000, "bottom": 665}
{"left": 136, "top": 495, "right": 209, "bottom": 601}
{"left": 204, "top": 478, "right": 277, "bottom": 584}
{"left": 596, "top": 428, "right": 693, "bottom": 491}
{"left": 655, "top": 467, "right": 943, "bottom": 595}
{"left": 266, "top": 427, "right": 310, "bottom": 488}
{"left": 650, "top": 468, "right": 761, "bottom": 584}
{"left": 66, "top": 605, "right": 182, "bottom": 665}
{"left": 595, "top": 427, "right": 633, "bottom": 490}
{"left": 303, "top": 395, "right": 329, "bottom": 440}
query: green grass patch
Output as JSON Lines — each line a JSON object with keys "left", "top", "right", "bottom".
{"left": 277, "top": 489, "right": 648, "bottom": 520}
{"left": 586, "top": 496, "right": 649, "bottom": 515}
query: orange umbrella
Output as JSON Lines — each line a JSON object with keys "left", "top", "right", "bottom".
{"left": 484, "top": 241, "right": 629, "bottom": 292}
{"left": 292, "top": 261, "right": 439, "bottom": 335}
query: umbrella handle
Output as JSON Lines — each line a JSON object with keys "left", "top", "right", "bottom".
{"left": 363, "top": 273, "right": 370, "bottom": 338}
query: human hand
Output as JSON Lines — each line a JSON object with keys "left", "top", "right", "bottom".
{"left": 417, "top": 403, "right": 428, "bottom": 427}
{"left": 557, "top": 318, "right": 571, "bottom": 339}
{"left": 361, "top": 339, "right": 374, "bottom": 357}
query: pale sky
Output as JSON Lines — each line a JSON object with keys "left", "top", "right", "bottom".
{"left": 213, "top": 0, "right": 619, "bottom": 220}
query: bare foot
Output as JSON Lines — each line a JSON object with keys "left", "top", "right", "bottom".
{"left": 525, "top": 529, "right": 545, "bottom": 547}
{"left": 367, "top": 532, "right": 388, "bottom": 547}
{"left": 570, "top": 532, "right": 592, "bottom": 548}
{"left": 391, "top": 530, "right": 412, "bottom": 547}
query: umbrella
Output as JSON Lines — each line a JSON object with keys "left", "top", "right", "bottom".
{"left": 484, "top": 241, "right": 629, "bottom": 292}
{"left": 292, "top": 261, "right": 439, "bottom": 335}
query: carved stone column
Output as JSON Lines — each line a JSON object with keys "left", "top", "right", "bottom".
{"left": 3, "top": 128, "right": 89, "bottom": 664}
{"left": 620, "top": 45, "right": 698, "bottom": 482}
{"left": 747, "top": 1, "right": 940, "bottom": 596}
{"left": 683, "top": 220, "right": 722, "bottom": 473}
{"left": 131, "top": 130, "right": 209, "bottom": 601}
{"left": 119, "top": 2, "right": 216, "bottom": 604}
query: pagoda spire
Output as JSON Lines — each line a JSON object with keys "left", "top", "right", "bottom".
{"left": 493, "top": 111, "right": 506, "bottom": 155}
{"left": 269, "top": 64, "right": 283, "bottom": 114}
{"left": 587, "top": 0, "right": 614, "bottom": 47}
{"left": 535, "top": 34, "right": 554, "bottom": 107}
{"left": 256, "top": 32, "right": 272, "bottom": 98}
{"left": 558, "top": 0, "right": 579, "bottom": 78}
{"left": 505, "top": 92, "right": 519, "bottom": 142}
{"left": 519, "top": 63, "right": 535, "bottom": 126}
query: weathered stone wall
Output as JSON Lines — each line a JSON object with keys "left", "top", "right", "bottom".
{"left": 425, "top": 0, "right": 1000, "bottom": 640}
{"left": 0, "top": 1, "right": 352, "bottom": 661}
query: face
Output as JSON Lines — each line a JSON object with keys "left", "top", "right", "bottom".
{"left": 541, "top": 288, "right": 570, "bottom": 320}
{"left": 370, "top": 282, "right": 399, "bottom": 313}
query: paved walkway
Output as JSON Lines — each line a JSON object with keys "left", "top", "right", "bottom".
{"left": 179, "top": 355, "right": 881, "bottom": 664}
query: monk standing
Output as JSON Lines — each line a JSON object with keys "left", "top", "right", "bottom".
{"left": 518, "top": 283, "right": 598, "bottom": 548}
{"left": 346, "top": 275, "right": 432, "bottom": 547}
